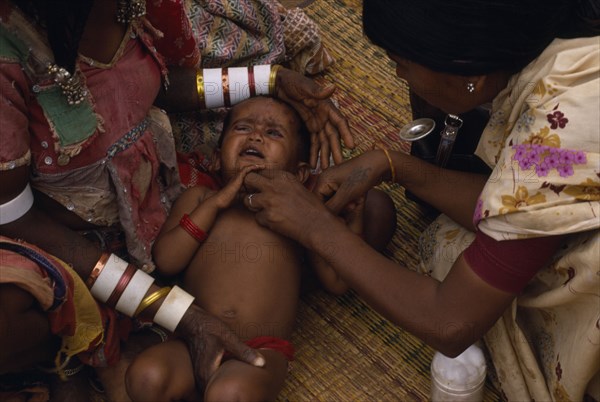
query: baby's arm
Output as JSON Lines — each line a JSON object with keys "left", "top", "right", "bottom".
{"left": 153, "top": 164, "right": 263, "bottom": 276}
{"left": 309, "top": 252, "right": 349, "bottom": 296}
{"left": 308, "top": 196, "right": 366, "bottom": 295}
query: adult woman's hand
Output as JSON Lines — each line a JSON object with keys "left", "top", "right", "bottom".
{"left": 177, "top": 304, "right": 265, "bottom": 389}
{"left": 242, "top": 170, "right": 339, "bottom": 247}
{"left": 275, "top": 67, "right": 355, "bottom": 169}
{"left": 315, "top": 149, "right": 390, "bottom": 214}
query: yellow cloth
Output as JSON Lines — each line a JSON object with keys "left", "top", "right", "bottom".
{"left": 55, "top": 259, "right": 104, "bottom": 364}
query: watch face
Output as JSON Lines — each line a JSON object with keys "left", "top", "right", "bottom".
{"left": 399, "top": 118, "right": 436, "bottom": 141}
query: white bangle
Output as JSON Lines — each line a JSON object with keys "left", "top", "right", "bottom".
{"left": 90, "top": 254, "right": 128, "bottom": 303}
{"left": 0, "top": 184, "right": 34, "bottom": 225}
{"left": 203, "top": 68, "right": 225, "bottom": 109}
{"left": 115, "top": 269, "right": 155, "bottom": 317}
{"left": 253, "top": 65, "right": 271, "bottom": 96}
{"left": 228, "top": 67, "right": 250, "bottom": 106}
{"left": 153, "top": 285, "right": 195, "bottom": 332}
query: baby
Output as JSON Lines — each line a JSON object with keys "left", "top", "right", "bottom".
{"left": 125, "top": 96, "right": 395, "bottom": 401}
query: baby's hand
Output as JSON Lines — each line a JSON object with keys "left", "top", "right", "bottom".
{"left": 210, "top": 164, "right": 265, "bottom": 210}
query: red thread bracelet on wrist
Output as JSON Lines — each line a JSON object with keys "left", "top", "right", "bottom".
{"left": 106, "top": 263, "right": 136, "bottom": 308}
{"left": 179, "top": 213, "right": 208, "bottom": 242}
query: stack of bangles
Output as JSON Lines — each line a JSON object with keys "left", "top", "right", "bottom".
{"left": 179, "top": 213, "right": 208, "bottom": 242}
{"left": 196, "top": 64, "right": 282, "bottom": 109}
{"left": 86, "top": 213, "right": 210, "bottom": 330}
{"left": 0, "top": 185, "right": 199, "bottom": 332}
{"left": 86, "top": 253, "right": 194, "bottom": 332}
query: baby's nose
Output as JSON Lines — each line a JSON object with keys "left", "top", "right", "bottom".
{"left": 248, "top": 130, "right": 264, "bottom": 141}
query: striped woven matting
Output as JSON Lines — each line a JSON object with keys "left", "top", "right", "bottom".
{"left": 278, "top": 1, "right": 504, "bottom": 401}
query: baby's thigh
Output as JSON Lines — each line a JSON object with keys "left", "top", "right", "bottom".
{"left": 126, "top": 339, "right": 197, "bottom": 401}
{"left": 205, "top": 349, "right": 289, "bottom": 402}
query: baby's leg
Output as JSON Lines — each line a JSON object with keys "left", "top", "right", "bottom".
{"left": 364, "top": 188, "right": 397, "bottom": 252}
{"left": 204, "top": 349, "right": 289, "bottom": 402}
{"left": 125, "top": 339, "right": 198, "bottom": 402}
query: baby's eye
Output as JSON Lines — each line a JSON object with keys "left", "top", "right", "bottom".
{"left": 267, "top": 129, "right": 283, "bottom": 137}
{"left": 233, "top": 124, "right": 251, "bottom": 132}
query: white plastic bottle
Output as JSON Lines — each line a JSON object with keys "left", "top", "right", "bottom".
{"left": 430, "top": 344, "right": 487, "bottom": 402}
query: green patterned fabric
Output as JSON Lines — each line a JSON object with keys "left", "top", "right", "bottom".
{"left": 0, "top": 22, "right": 99, "bottom": 151}
{"left": 35, "top": 87, "right": 99, "bottom": 149}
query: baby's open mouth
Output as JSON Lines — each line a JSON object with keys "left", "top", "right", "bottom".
{"left": 240, "top": 147, "right": 264, "bottom": 159}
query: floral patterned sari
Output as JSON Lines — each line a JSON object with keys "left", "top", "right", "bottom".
{"left": 420, "top": 36, "right": 600, "bottom": 401}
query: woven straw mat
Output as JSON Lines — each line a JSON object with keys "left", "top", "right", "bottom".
{"left": 278, "top": 1, "right": 504, "bottom": 401}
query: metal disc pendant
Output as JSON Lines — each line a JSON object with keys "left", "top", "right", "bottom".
{"left": 57, "top": 154, "right": 71, "bottom": 166}
{"left": 399, "top": 118, "right": 436, "bottom": 142}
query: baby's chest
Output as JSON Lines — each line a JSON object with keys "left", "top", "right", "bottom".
{"left": 201, "top": 209, "right": 299, "bottom": 265}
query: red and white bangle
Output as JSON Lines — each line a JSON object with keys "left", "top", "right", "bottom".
{"left": 253, "top": 65, "right": 271, "bottom": 96}
{"left": 105, "top": 263, "right": 136, "bottom": 308}
{"left": 86, "top": 255, "right": 194, "bottom": 330}
{"left": 0, "top": 184, "right": 34, "bottom": 225}
{"left": 90, "top": 254, "right": 129, "bottom": 303}
{"left": 153, "top": 286, "right": 195, "bottom": 332}
{"left": 179, "top": 214, "right": 208, "bottom": 242}
{"left": 228, "top": 67, "right": 250, "bottom": 105}
{"left": 203, "top": 68, "right": 225, "bottom": 108}
{"left": 115, "top": 269, "right": 155, "bottom": 316}
{"left": 197, "top": 65, "right": 280, "bottom": 109}
{"left": 88, "top": 253, "right": 155, "bottom": 316}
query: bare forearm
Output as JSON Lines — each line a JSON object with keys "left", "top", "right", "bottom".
{"left": 309, "top": 252, "right": 349, "bottom": 295}
{"left": 155, "top": 66, "right": 200, "bottom": 113}
{"left": 0, "top": 207, "right": 101, "bottom": 279}
{"left": 390, "top": 151, "right": 487, "bottom": 230}
{"left": 305, "top": 218, "right": 495, "bottom": 355}
{"left": 0, "top": 168, "right": 100, "bottom": 274}
{"left": 153, "top": 197, "right": 220, "bottom": 275}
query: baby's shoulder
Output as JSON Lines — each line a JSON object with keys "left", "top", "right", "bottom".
{"left": 182, "top": 184, "right": 214, "bottom": 199}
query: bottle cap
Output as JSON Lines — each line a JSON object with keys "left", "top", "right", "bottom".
{"left": 431, "top": 344, "right": 487, "bottom": 391}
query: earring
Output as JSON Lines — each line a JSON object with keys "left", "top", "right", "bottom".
{"left": 466, "top": 82, "right": 475, "bottom": 93}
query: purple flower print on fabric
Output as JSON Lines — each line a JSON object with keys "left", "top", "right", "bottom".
{"left": 473, "top": 198, "right": 484, "bottom": 227}
{"left": 547, "top": 110, "right": 569, "bottom": 129}
{"left": 512, "top": 144, "right": 587, "bottom": 178}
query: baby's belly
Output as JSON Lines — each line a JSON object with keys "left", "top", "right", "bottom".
{"left": 184, "top": 260, "right": 300, "bottom": 340}
{"left": 182, "top": 212, "right": 302, "bottom": 340}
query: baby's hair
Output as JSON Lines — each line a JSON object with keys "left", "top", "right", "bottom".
{"left": 219, "top": 96, "right": 311, "bottom": 163}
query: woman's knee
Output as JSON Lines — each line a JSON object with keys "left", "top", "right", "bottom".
{"left": 0, "top": 284, "right": 54, "bottom": 370}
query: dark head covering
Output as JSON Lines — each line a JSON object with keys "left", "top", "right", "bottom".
{"left": 363, "top": 0, "right": 599, "bottom": 76}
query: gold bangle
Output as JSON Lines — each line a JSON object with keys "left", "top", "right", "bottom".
{"left": 377, "top": 147, "right": 396, "bottom": 183}
{"left": 268, "top": 65, "right": 282, "bottom": 95}
{"left": 134, "top": 286, "right": 172, "bottom": 317}
{"left": 195, "top": 69, "right": 205, "bottom": 109}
